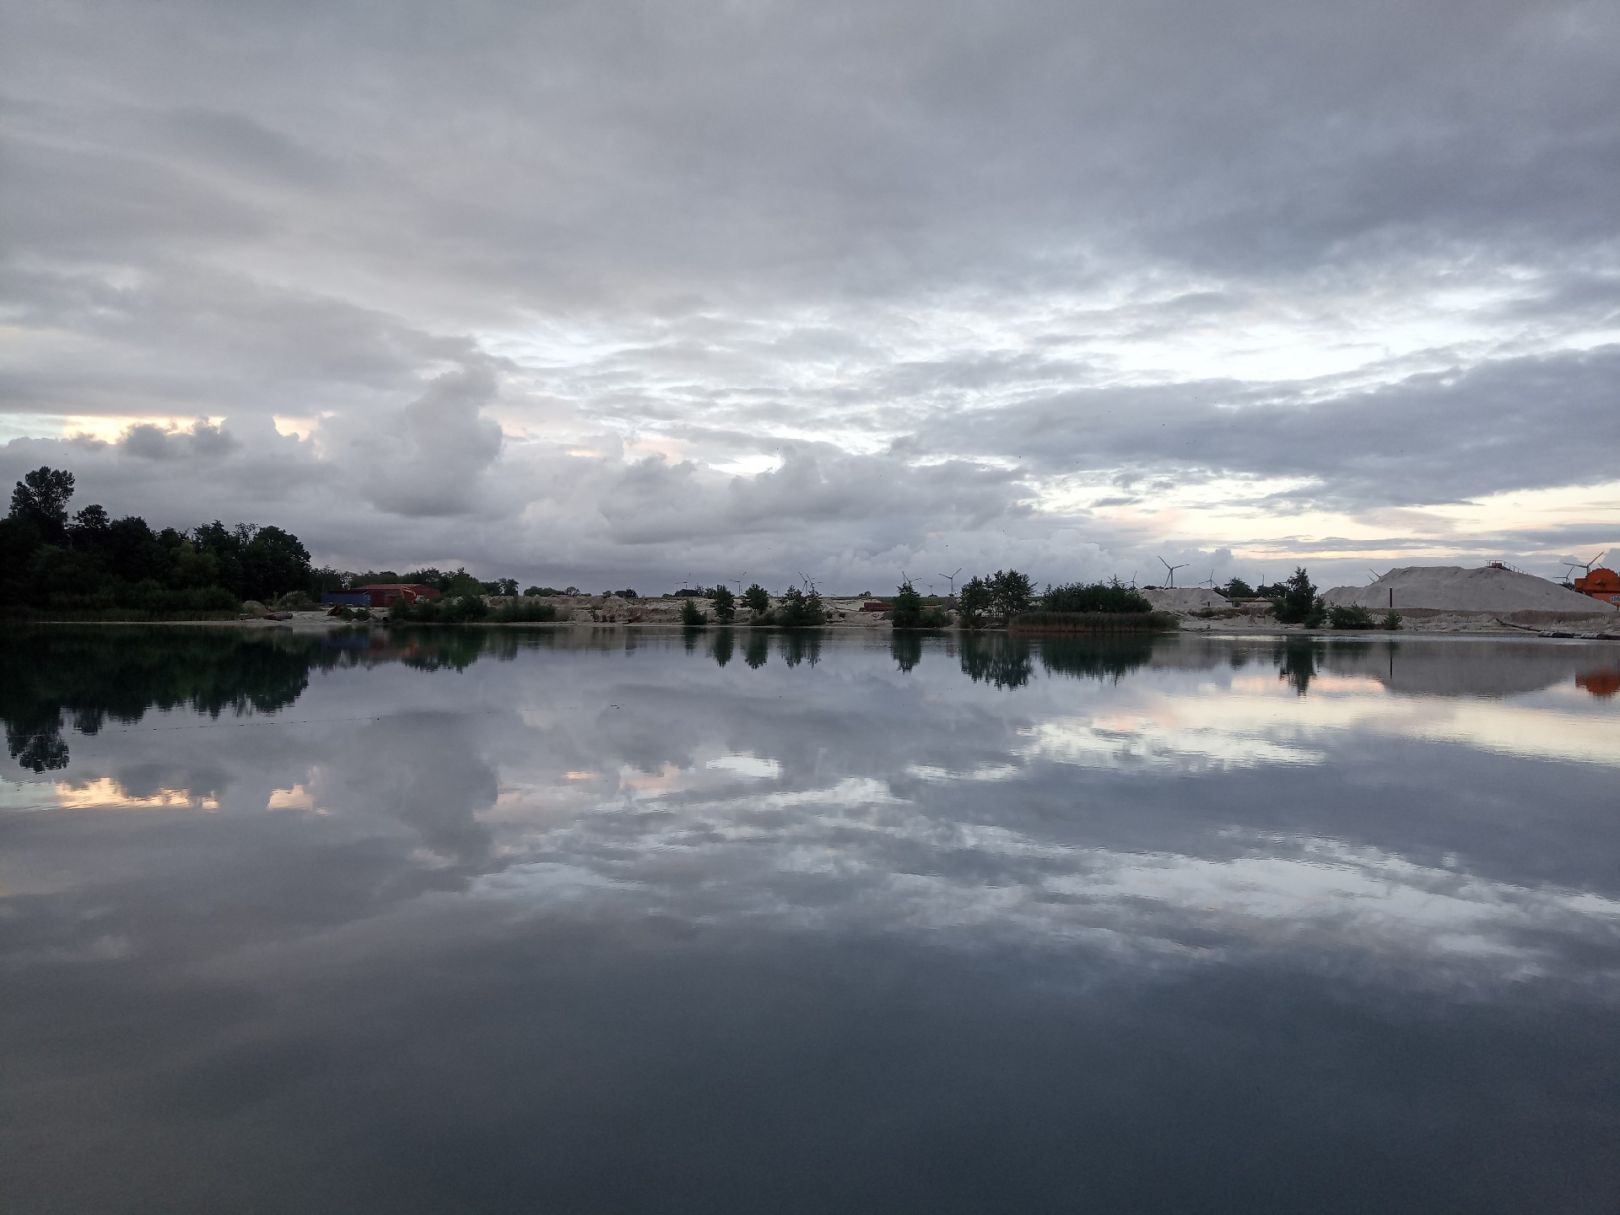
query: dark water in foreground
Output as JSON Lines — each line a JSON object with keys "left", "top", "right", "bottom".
{"left": 2, "top": 626, "right": 1618, "bottom": 1213}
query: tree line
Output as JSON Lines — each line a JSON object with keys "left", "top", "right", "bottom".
{"left": 2, "top": 467, "right": 313, "bottom": 616}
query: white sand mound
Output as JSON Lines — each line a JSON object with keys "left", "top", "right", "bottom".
{"left": 1143, "top": 587, "right": 1229, "bottom": 613}
{"left": 1323, "top": 565, "right": 1607, "bottom": 614}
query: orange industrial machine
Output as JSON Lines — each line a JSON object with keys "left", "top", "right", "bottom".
{"left": 1573, "top": 566, "right": 1620, "bottom": 605}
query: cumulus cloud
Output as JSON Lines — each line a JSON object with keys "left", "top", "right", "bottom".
{"left": 120, "top": 419, "right": 237, "bottom": 461}
{"left": 332, "top": 365, "right": 505, "bottom": 518}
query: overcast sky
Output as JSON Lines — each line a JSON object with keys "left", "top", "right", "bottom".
{"left": 3, "top": 0, "right": 1617, "bottom": 592}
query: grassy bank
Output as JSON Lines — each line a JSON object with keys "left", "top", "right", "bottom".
{"left": 0, "top": 608, "right": 243, "bottom": 623}
{"left": 1009, "top": 610, "right": 1179, "bottom": 633}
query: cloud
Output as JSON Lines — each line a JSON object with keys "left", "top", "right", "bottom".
{"left": 0, "top": 0, "right": 1616, "bottom": 584}
{"left": 334, "top": 365, "right": 505, "bottom": 518}
{"left": 120, "top": 420, "right": 237, "bottom": 461}
{"left": 909, "top": 344, "right": 1620, "bottom": 510}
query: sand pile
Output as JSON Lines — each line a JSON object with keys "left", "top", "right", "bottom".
{"left": 1143, "top": 587, "right": 1230, "bottom": 613}
{"left": 1323, "top": 566, "right": 1608, "bottom": 614}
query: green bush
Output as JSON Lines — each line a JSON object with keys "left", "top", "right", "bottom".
{"left": 272, "top": 590, "right": 317, "bottom": 610}
{"left": 490, "top": 601, "right": 558, "bottom": 623}
{"left": 1221, "top": 577, "right": 1256, "bottom": 599}
{"left": 891, "top": 580, "right": 923, "bottom": 628}
{"left": 681, "top": 597, "right": 707, "bottom": 627}
{"left": 390, "top": 594, "right": 489, "bottom": 623}
{"left": 990, "top": 569, "right": 1035, "bottom": 620}
{"left": 1041, "top": 580, "right": 1151, "bottom": 613}
{"left": 1272, "top": 567, "right": 1323, "bottom": 626}
{"left": 743, "top": 583, "right": 770, "bottom": 615}
{"left": 776, "top": 586, "right": 825, "bottom": 628}
{"left": 1327, "top": 604, "right": 1376, "bottom": 629}
{"left": 1381, "top": 610, "right": 1403, "bottom": 631}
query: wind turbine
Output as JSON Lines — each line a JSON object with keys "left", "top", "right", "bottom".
{"left": 1158, "top": 556, "right": 1188, "bottom": 588}
{"left": 938, "top": 567, "right": 962, "bottom": 597}
{"left": 1199, "top": 568, "right": 1217, "bottom": 589}
{"left": 1561, "top": 552, "right": 1605, "bottom": 585}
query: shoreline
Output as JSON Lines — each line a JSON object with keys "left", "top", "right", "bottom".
{"left": 21, "top": 611, "right": 1620, "bottom": 641}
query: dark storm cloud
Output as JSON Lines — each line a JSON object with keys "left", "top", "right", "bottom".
{"left": 2, "top": 0, "right": 1617, "bottom": 582}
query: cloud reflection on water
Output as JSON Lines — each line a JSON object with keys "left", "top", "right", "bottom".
{"left": 4, "top": 627, "right": 1614, "bottom": 990}
{"left": 3, "top": 627, "right": 1619, "bottom": 1211}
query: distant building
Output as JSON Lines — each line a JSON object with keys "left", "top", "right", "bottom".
{"left": 349, "top": 583, "right": 443, "bottom": 609}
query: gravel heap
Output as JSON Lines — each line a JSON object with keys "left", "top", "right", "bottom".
{"left": 1142, "top": 587, "right": 1230, "bottom": 612}
{"left": 1322, "top": 565, "right": 1608, "bottom": 614}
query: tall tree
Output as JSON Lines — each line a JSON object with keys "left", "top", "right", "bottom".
{"left": 957, "top": 576, "right": 992, "bottom": 628}
{"left": 989, "top": 569, "right": 1034, "bottom": 622}
{"left": 9, "top": 467, "right": 75, "bottom": 542}
{"left": 241, "top": 525, "right": 312, "bottom": 601}
{"left": 1273, "top": 567, "right": 1322, "bottom": 626}
{"left": 891, "top": 580, "right": 923, "bottom": 629}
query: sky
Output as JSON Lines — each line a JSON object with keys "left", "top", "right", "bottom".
{"left": 2, "top": 0, "right": 1618, "bottom": 594}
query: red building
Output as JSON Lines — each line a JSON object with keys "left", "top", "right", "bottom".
{"left": 351, "top": 583, "right": 443, "bottom": 609}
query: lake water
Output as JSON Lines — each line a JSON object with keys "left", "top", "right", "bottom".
{"left": 2, "top": 626, "right": 1618, "bottom": 1212}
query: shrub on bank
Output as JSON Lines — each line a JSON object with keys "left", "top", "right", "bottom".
{"left": 490, "top": 600, "right": 558, "bottom": 623}
{"left": 1272, "top": 568, "right": 1324, "bottom": 627}
{"left": 1010, "top": 610, "right": 1179, "bottom": 633}
{"left": 891, "top": 581, "right": 923, "bottom": 628}
{"left": 1040, "top": 580, "right": 1151, "bottom": 614}
{"left": 1327, "top": 604, "right": 1376, "bottom": 630}
{"left": 776, "top": 586, "right": 825, "bottom": 628}
{"left": 390, "top": 594, "right": 489, "bottom": 623}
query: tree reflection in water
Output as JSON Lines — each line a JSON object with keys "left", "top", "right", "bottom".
{"left": 9, "top": 624, "right": 1614, "bottom": 775}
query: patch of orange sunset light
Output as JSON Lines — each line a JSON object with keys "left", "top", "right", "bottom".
{"left": 267, "top": 784, "right": 317, "bottom": 812}
{"left": 620, "top": 762, "right": 686, "bottom": 796}
{"left": 54, "top": 778, "right": 219, "bottom": 811}
{"left": 62, "top": 415, "right": 226, "bottom": 444}
{"left": 272, "top": 415, "right": 321, "bottom": 440}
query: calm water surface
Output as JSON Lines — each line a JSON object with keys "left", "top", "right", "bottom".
{"left": 2, "top": 626, "right": 1618, "bottom": 1213}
